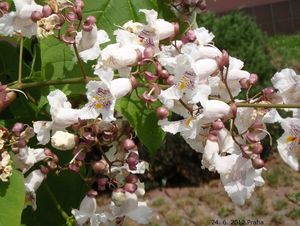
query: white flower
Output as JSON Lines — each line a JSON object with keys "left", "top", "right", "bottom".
{"left": 277, "top": 117, "right": 300, "bottom": 171}
{"left": 51, "top": 130, "right": 76, "bottom": 151}
{"left": 81, "top": 78, "right": 132, "bottom": 122}
{"left": 0, "top": 151, "right": 12, "bottom": 182}
{"left": 110, "top": 191, "right": 152, "bottom": 224}
{"left": 194, "top": 27, "right": 215, "bottom": 45}
{"left": 13, "top": 146, "right": 46, "bottom": 173}
{"left": 72, "top": 195, "right": 110, "bottom": 226}
{"left": 215, "top": 154, "right": 264, "bottom": 205}
{"left": 0, "top": 0, "right": 43, "bottom": 37}
{"left": 24, "top": 169, "right": 46, "bottom": 210}
{"left": 75, "top": 25, "right": 110, "bottom": 63}
{"left": 139, "top": 9, "right": 175, "bottom": 41}
{"left": 34, "top": 90, "right": 83, "bottom": 145}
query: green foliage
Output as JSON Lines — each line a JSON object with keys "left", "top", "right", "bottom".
{"left": 197, "top": 11, "right": 276, "bottom": 86}
{"left": 0, "top": 170, "right": 25, "bottom": 226}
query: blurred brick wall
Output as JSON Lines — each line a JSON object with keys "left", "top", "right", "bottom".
{"left": 206, "top": 0, "right": 300, "bottom": 35}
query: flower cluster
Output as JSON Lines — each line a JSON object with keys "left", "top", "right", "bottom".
{"left": 0, "top": 0, "right": 300, "bottom": 225}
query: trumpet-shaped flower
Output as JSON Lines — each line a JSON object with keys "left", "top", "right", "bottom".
{"left": 277, "top": 117, "right": 300, "bottom": 171}
{"left": 13, "top": 146, "right": 46, "bottom": 173}
{"left": 75, "top": 25, "right": 110, "bottom": 62}
{"left": 215, "top": 154, "right": 264, "bottom": 205}
{"left": 0, "top": 0, "right": 43, "bottom": 37}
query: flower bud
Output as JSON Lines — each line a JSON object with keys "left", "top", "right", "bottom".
{"left": 130, "top": 76, "right": 138, "bottom": 89}
{"left": 230, "top": 102, "right": 237, "bottom": 118}
{"left": 75, "top": 0, "right": 84, "bottom": 9}
{"left": 241, "top": 145, "right": 251, "bottom": 159}
{"left": 249, "top": 73, "right": 259, "bottom": 85}
{"left": 181, "top": 30, "right": 196, "bottom": 44}
{"left": 246, "top": 132, "right": 259, "bottom": 143}
{"left": 159, "top": 69, "right": 169, "bottom": 79}
{"left": 75, "top": 6, "right": 83, "bottom": 19}
{"left": 40, "top": 165, "right": 50, "bottom": 175}
{"left": 156, "top": 106, "right": 169, "bottom": 120}
{"left": 16, "top": 139, "right": 26, "bottom": 148}
{"left": 12, "top": 122, "right": 24, "bottom": 136}
{"left": 165, "top": 75, "right": 175, "bottom": 85}
{"left": 51, "top": 131, "right": 76, "bottom": 151}
{"left": 197, "top": 1, "right": 207, "bottom": 10}
{"left": 124, "top": 183, "right": 137, "bottom": 193}
{"left": 97, "top": 177, "right": 108, "bottom": 191}
{"left": 86, "top": 16, "right": 96, "bottom": 25}
{"left": 112, "top": 189, "right": 126, "bottom": 207}
{"left": 92, "top": 160, "right": 107, "bottom": 173}
{"left": 127, "top": 152, "right": 139, "bottom": 170}
{"left": 239, "top": 78, "right": 250, "bottom": 89}
{"left": 126, "top": 174, "right": 138, "bottom": 184}
{"left": 0, "top": 2, "right": 9, "bottom": 12}
{"left": 66, "top": 10, "right": 78, "bottom": 22}
{"left": 173, "top": 22, "right": 180, "bottom": 37}
{"left": 44, "top": 148, "right": 53, "bottom": 156}
{"left": 251, "top": 157, "right": 264, "bottom": 169}
{"left": 143, "top": 47, "right": 155, "bottom": 59}
{"left": 123, "top": 139, "right": 136, "bottom": 151}
{"left": 68, "top": 163, "right": 80, "bottom": 172}
{"left": 212, "top": 120, "right": 224, "bottom": 130}
{"left": 250, "top": 142, "right": 263, "bottom": 154}
{"left": 47, "top": 160, "right": 58, "bottom": 170}
{"left": 42, "top": 5, "right": 52, "bottom": 17}
{"left": 87, "top": 189, "right": 98, "bottom": 197}
{"left": 207, "top": 133, "right": 218, "bottom": 141}
{"left": 31, "top": 11, "right": 43, "bottom": 22}
{"left": 262, "top": 87, "right": 275, "bottom": 101}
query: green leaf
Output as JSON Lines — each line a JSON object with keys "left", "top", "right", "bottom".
{"left": 0, "top": 170, "right": 25, "bottom": 226}
{"left": 116, "top": 90, "right": 165, "bottom": 155}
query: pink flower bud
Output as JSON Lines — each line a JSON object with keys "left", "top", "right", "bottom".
{"left": 182, "top": 30, "right": 196, "bottom": 44}
{"left": 16, "top": 139, "right": 26, "bottom": 148}
{"left": 86, "top": 16, "right": 96, "bottom": 25}
{"left": 207, "top": 133, "right": 218, "bottom": 141}
{"left": 83, "top": 23, "right": 93, "bottom": 32}
{"left": 31, "top": 11, "right": 43, "bottom": 22}
{"left": 76, "top": 0, "right": 84, "bottom": 9}
{"left": 75, "top": 6, "right": 83, "bottom": 19}
{"left": 130, "top": 76, "right": 138, "bottom": 89}
{"left": 142, "top": 92, "right": 157, "bottom": 103}
{"left": 92, "top": 160, "right": 107, "bottom": 173}
{"left": 52, "top": 153, "right": 59, "bottom": 163}
{"left": 42, "top": 5, "right": 52, "bottom": 17}
{"left": 126, "top": 174, "right": 138, "bottom": 184}
{"left": 241, "top": 145, "right": 251, "bottom": 159}
{"left": 145, "top": 71, "right": 158, "bottom": 82}
{"left": 66, "top": 10, "right": 78, "bottom": 22}
{"left": 44, "top": 148, "right": 53, "bottom": 156}
{"left": 197, "top": 1, "right": 207, "bottom": 10}
{"left": 143, "top": 47, "right": 155, "bottom": 59}
{"left": 165, "top": 75, "right": 175, "bottom": 85}
{"left": 239, "top": 78, "right": 250, "bottom": 89}
{"left": 249, "top": 73, "right": 259, "bottom": 85}
{"left": 250, "top": 142, "right": 263, "bottom": 154}
{"left": 251, "top": 157, "right": 264, "bottom": 169}
{"left": 159, "top": 69, "right": 169, "bottom": 79}
{"left": 0, "top": 2, "right": 9, "bottom": 12}
{"left": 123, "top": 139, "right": 136, "bottom": 151}
{"left": 48, "top": 160, "right": 58, "bottom": 171}
{"left": 212, "top": 120, "right": 224, "bottom": 130}
{"left": 173, "top": 23, "right": 180, "bottom": 36}
{"left": 230, "top": 102, "right": 237, "bottom": 118}
{"left": 87, "top": 189, "right": 98, "bottom": 197}
{"left": 12, "top": 122, "right": 24, "bottom": 136}
{"left": 262, "top": 87, "right": 275, "bottom": 101}
{"left": 124, "top": 183, "right": 137, "bottom": 193}
{"left": 251, "top": 121, "right": 264, "bottom": 130}
{"left": 156, "top": 106, "right": 169, "bottom": 120}
{"left": 246, "top": 132, "right": 260, "bottom": 143}
{"left": 40, "top": 165, "right": 50, "bottom": 175}
{"left": 127, "top": 152, "right": 139, "bottom": 170}
{"left": 97, "top": 177, "right": 108, "bottom": 189}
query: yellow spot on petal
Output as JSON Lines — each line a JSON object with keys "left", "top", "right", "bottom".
{"left": 179, "top": 82, "right": 185, "bottom": 90}
{"left": 95, "top": 103, "right": 103, "bottom": 109}
{"left": 185, "top": 116, "right": 193, "bottom": 127}
{"left": 287, "top": 136, "right": 297, "bottom": 143}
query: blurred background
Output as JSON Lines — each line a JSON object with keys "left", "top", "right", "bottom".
{"left": 131, "top": 1, "right": 300, "bottom": 226}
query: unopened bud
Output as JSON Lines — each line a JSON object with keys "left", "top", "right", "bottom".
{"left": 159, "top": 69, "right": 169, "bottom": 79}
{"left": 145, "top": 71, "right": 158, "bottom": 82}
{"left": 75, "top": 0, "right": 84, "bottom": 9}
{"left": 66, "top": 10, "right": 78, "bottom": 21}
{"left": 51, "top": 131, "right": 76, "bottom": 151}
{"left": 230, "top": 102, "right": 237, "bottom": 118}
{"left": 44, "top": 148, "right": 53, "bottom": 156}
{"left": 251, "top": 157, "right": 264, "bottom": 169}
{"left": 112, "top": 189, "right": 126, "bottom": 207}
{"left": 143, "top": 47, "right": 155, "bottom": 59}
{"left": 262, "top": 87, "right": 275, "bottom": 101}
{"left": 123, "top": 139, "right": 136, "bottom": 151}
{"left": 165, "top": 75, "right": 175, "bottom": 85}
{"left": 0, "top": 2, "right": 9, "bottom": 11}
{"left": 12, "top": 122, "right": 24, "bottom": 136}
{"left": 181, "top": 30, "right": 196, "bottom": 44}
{"left": 250, "top": 142, "right": 263, "bottom": 154}
{"left": 130, "top": 76, "right": 138, "bottom": 89}
{"left": 31, "top": 11, "right": 43, "bottom": 22}
{"left": 42, "top": 5, "right": 52, "bottom": 17}
{"left": 124, "top": 183, "right": 137, "bottom": 193}
{"left": 87, "top": 189, "right": 98, "bottom": 197}
{"left": 92, "top": 160, "right": 107, "bottom": 173}
{"left": 246, "top": 132, "right": 259, "bottom": 143}
{"left": 212, "top": 120, "right": 224, "bottom": 130}
{"left": 47, "top": 160, "right": 58, "bottom": 170}
{"left": 68, "top": 163, "right": 80, "bottom": 172}
{"left": 249, "top": 73, "right": 259, "bottom": 85}
{"left": 239, "top": 78, "right": 250, "bottom": 89}
{"left": 207, "top": 133, "right": 218, "bottom": 141}
{"left": 173, "top": 22, "right": 180, "bottom": 36}
{"left": 40, "top": 165, "right": 50, "bottom": 175}
{"left": 16, "top": 139, "right": 26, "bottom": 148}
{"left": 126, "top": 174, "right": 138, "bottom": 184}
{"left": 197, "top": 1, "right": 207, "bottom": 10}
{"left": 127, "top": 152, "right": 139, "bottom": 170}
{"left": 156, "top": 106, "right": 169, "bottom": 120}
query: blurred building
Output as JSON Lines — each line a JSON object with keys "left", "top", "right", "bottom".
{"left": 206, "top": 0, "right": 300, "bottom": 35}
